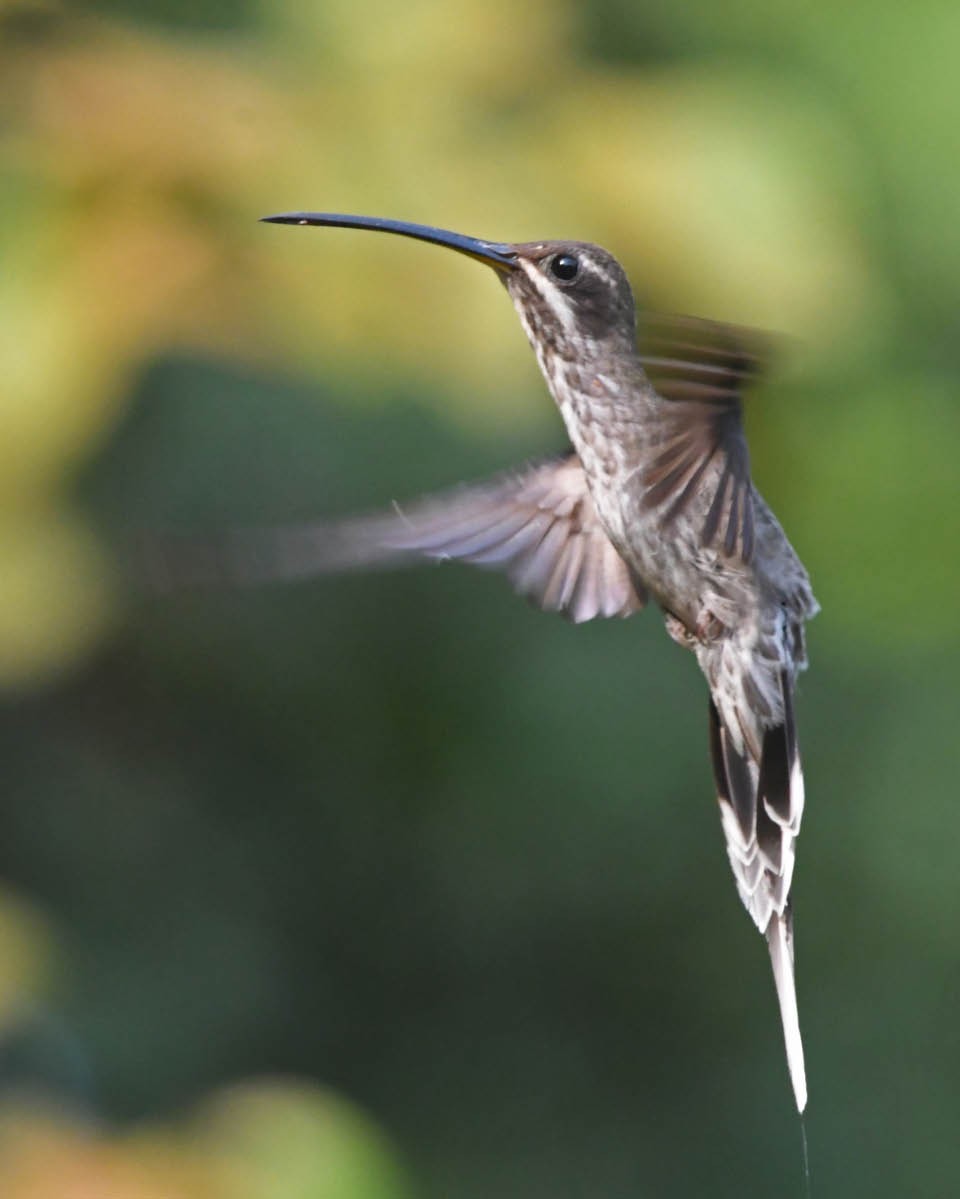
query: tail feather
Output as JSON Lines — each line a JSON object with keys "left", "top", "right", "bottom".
{"left": 767, "top": 907, "right": 807, "bottom": 1112}
{"left": 708, "top": 680, "right": 807, "bottom": 1111}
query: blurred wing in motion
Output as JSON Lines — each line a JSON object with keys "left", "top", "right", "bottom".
{"left": 138, "top": 452, "right": 647, "bottom": 624}
{"left": 639, "top": 315, "right": 775, "bottom": 565}
{"left": 640, "top": 313, "right": 771, "bottom": 406}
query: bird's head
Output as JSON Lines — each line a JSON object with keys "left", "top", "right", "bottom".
{"left": 261, "top": 213, "right": 638, "bottom": 362}
{"left": 500, "top": 240, "right": 638, "bottom": 362}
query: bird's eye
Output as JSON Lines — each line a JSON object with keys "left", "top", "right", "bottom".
{"left": 549, "top": 253, "right": 580, "bottom": 282}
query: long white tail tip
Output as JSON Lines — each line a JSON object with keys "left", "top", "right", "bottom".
{"left": 767, "top": 911, "right": 807, "bottom": 1112}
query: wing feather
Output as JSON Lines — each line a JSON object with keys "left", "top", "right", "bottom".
{"left": 640, "top": 315, "right": 769, "bottom": 564}
{"left": 139, "top": 453, "right": 647, "bottom": 623}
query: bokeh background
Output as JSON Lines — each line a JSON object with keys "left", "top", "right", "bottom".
{"left": 2, "top": 0, "right": 959, "bottom": 1194}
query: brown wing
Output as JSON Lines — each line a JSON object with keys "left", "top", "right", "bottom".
{"left": 640, "top": 315, "right": 770, "bottom": 564}
{"left": 139, "top": 453, "right": 646, "bottom": 624}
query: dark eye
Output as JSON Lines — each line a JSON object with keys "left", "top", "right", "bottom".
{"left": 549, "top": 253, "right": 580, "bottom": 282}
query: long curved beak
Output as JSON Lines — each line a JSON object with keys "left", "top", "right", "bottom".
{"left": 260, "top": 212, "right": 517, "bottom": 273}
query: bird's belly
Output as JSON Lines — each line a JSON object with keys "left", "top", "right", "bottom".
{"left": 597, "top": 494, "right": 727, "bottom": 629}
{"left": 628, "top": 531, "right": 707, "bottom": 622}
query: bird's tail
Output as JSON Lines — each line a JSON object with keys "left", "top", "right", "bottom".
{"left": 707, "top": 677, "right": 808, "bottom": 1112}
{"left": 766, "top": 905, "right": 807, "bottom": 1112}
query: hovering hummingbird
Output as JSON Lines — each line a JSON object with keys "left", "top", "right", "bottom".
{"left": 157, "top": 213, "right": 818, "bottom": 1111}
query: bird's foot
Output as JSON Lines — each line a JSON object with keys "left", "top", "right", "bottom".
{"left": 664, "top": 612, "right": 697, "bottom": 650}
{"left": 695, "top": 609, "right": 727, "bottom": 643}
{"left": 664, "top": 609, "right": 726, "bottom": 649}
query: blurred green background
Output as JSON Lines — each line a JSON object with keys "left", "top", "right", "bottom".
{"left": 1, "top": 0, "right": 959, "bottom": 1194}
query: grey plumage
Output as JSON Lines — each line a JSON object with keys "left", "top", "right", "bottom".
{"left": 148, "top": 214, "right": 818, "bottom": 1111}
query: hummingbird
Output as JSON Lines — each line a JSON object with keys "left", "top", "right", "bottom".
{"left": 159, "top": 213, "right": 818, "bottom": 1111}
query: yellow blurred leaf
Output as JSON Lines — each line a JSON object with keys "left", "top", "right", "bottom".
{"left": 0, "top": 1109, "right": 227, "bottom": 1199}
{"left": 192, "top": 1079, "right": 416, "bottom": 1199}
{"left": 0, "top": 509, "right": 113, "bottom": 687}
{"left": 0, "top": 891, "right": 55, "bottom": 1030}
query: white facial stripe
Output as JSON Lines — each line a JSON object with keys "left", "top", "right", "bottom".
{"left": 588, "top": 258, "right": 618, "bottom": 288}
{"left": 517, "top": 259, "right": 577, "bottom": 335}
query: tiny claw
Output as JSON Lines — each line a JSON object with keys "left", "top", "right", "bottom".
{"left": 664, "top": 612, "right": 697, "bottom": 650}
{"left": 695, "top": 609, "right": 726, "bottom": 643}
